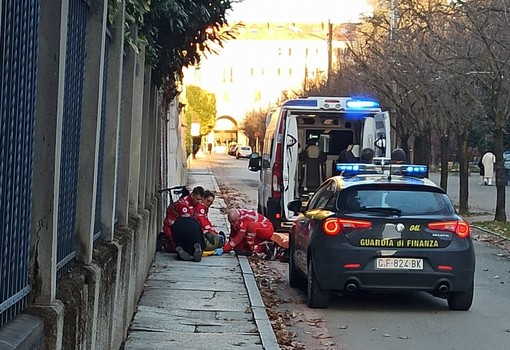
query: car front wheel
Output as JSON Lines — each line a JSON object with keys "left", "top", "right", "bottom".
{"left": 307, "top": 258, "right": 330, "bottom": 308}
{"left": 447, "top": 280, "right": 474, "bottom": 311}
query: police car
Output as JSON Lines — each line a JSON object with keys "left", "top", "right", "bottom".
{"left": 287, "top": 164, "right": 475, "bottom": 310}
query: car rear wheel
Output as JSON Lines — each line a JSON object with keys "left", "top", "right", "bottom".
{"left": 288, "top": 238, "right": 306, "bottom": 288}
{"left": 447, "top": 280, "right": 474, "bottom": 311}
{"left": 307, "top": 258, "right": 330, "bottom": 308}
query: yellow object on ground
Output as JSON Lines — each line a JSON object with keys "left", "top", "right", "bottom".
{"left": 271, "top": 232, "right": 289, "bottom": 249}
{"left": 202, "top": 250, "right": 215, "bottom": 257}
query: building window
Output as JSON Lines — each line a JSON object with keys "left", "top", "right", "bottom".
{"left": 230, "top": 68, "right": 233, "bottom": 83}
{"left": 288, "top": 48, "right": 292, "bottom": 56}
{"left": 278, "top": 47, "right": 282, "bottom": 56}
{"left": 250, "top": 67, "right": 254, "bottom": 77}
{"left": 289, "top": 68, "right": 292, "bottom": 77}
{"left": 277, "top": 68, "right": 281, "bottom": 77}
{"left": 261, "top": 68, "right": 265, "bottom": 76}
{"left": 222, "top": 68, "right": 226, "bottom": 83}
{"left": 223, "top": 91, "right": 230, "bottom": 102}
{"left": 254, "top": 90, "right": 261, "bottom": 102}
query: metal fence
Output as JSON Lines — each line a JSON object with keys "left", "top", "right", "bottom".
{"left": 56, "top": 0, "right": 88, "bottom": 278}
{"left": 0, "top": 0, "right": 39, "bottom": 328}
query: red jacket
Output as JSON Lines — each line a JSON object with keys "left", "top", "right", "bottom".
{"left": 223, "top": 209, "right": 269, "bottom": 253}
{"left": 194, "top": 203, "right": 217, "bottom": 234}
{"left": 163, "top": 195, "right": 198, "bottom": 236}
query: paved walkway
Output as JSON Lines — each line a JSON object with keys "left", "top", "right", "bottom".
{"left": 122, "top": 154, "right": 279, "bottom": 350}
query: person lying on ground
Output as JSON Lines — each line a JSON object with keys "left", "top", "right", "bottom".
{"left": 162, "top": 186, "right": 206, "bottom": 262}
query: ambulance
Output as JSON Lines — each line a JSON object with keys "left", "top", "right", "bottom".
{"left": 248, "top": 96, "right": 392, "bottom": 231}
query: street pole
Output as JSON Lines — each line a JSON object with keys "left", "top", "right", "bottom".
{"left": 390, "top": 0, "right": 398, "bottom": 41}
{"left": 327, "top": 20, "right": 333, "bottom": 85}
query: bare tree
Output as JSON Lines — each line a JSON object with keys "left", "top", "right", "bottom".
{"left": 240, "top": 108, "right": 269, "bottom": 152}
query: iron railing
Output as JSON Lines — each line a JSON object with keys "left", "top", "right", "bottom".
{"left": 56, "top": 0, "right": 88, "bottom": 278}
{"left": 0, "top": 0, "right": 39, "bottom": 328}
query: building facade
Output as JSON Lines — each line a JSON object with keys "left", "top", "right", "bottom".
{"left": 183, "top": 22, "right": 355, "bottom": 146}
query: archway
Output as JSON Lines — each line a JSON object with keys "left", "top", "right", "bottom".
{"left": 213, "top": 115, "right": 239, "bottom": 150}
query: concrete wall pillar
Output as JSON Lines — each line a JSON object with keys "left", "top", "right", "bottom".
{"left": 76, "top": 0, "right": 108, "bottom": 264}
{"left": 145, "top": 87, "right": 159, "bottom": 267}
{"left": 129, "top": 47, "right": 145, "bottom": 214}
{"left": 29, "top": 0, "right": 69, "bottom": 348}
{"left": 147, "top": 87, "right": 158, "bottom": 199}
{"left": 138, "top": 66, "right": 151, "bottom": 209}
{"left": 101, "top": 1, "right": 125, "bottom": 242}
{"left": 117, "top": 41, "right": 137, "bottom": 226}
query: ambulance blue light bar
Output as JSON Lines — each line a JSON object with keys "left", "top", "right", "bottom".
{"left": 337, "top": 164, "right": 362, "bottom": 172}
{"left": 401, "top": 165, "right": 428, "bottom": 177}
{"left": 336, "top": 163, "right": 429, "bottom": 178}
{"left": 282, "top": 99, "right": 318, "bottom": 107}
{"left": 345, "top": 99, "right": 380, "bottom": 109}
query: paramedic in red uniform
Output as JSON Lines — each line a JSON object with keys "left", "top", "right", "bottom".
{"left": 214, "top": 208, "right": 274, "bottom": 256}
{"left": 194, "top": 190, "right": 218, "bottom": 235}
{"left": 162, "top": 186, "right": 206, "bottom": 261}
{"left": 194, "top": 190, "right": 225, "bottom": 249}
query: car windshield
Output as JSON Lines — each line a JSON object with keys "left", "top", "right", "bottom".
{"left": 337, "top": 188, "right": 455, "bottom": 216}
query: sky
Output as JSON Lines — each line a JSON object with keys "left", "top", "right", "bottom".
{"left": 227, "top": 0, "right": 373, "bottom": 24}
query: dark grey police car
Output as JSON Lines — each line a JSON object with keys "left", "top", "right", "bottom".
{"left": 287, "top": 164, "right": 475, "bottom": 310}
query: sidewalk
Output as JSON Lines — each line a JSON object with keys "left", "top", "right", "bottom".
{"left": 122, "top": 154, "right": 279, "bottom": 350}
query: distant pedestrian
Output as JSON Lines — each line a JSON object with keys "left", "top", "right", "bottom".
{"left": 482, "top": 151, "right": 496, "bottom": 186}
{"left": 214, "top": 208, "right": 274, "bottom": 256}
{"left": 207, "top": 142, "right": 213, "bottom": 154}
{"left": 478, "top": 156, "right": 485, "bottom": 185}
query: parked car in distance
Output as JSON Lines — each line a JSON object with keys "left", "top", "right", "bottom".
{"left": 236, "top": 146, "right": 252, "bottom": 159}
{"left": 287, "top": 163, "right": 475, "bottom": 311}
{"left": 228, "top": 144, "right": 238, "bottom": 156}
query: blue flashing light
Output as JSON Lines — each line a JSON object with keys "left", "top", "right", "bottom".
{"left": 402, "top": 165, "right": 428, "bottom": 176}
{"left": 336, "top": 164, "right": 361, "bottom": 173}
{"left": 283, "top": 99, "right": 318, "bottom": 107}
{"left": 345, "top": 99, "right": 380, "bottom": 109}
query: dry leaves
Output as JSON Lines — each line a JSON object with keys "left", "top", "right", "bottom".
{"left": 219, "top": 184, "right": 307, "bottom": 349}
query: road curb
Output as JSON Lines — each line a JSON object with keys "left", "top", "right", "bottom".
{"left": 239, "top": 256, "right": 280, "bottom": 350}
{"left": 471, "top": 225, "right": 510, "bottom": 242}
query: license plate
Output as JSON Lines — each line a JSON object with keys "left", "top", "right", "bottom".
{"left": 376, "top": 258, "right": 423, "bottom": 270}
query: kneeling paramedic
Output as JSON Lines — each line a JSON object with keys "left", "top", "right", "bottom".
{"left": 214, "top": 208, "right": 274, "bottom": 256}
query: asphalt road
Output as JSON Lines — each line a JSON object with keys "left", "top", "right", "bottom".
{"left": 207, "top": 152, "right": 510, "bottom": 350}
{"left": 427, "top": 172, "right": 510, "bottom": 216}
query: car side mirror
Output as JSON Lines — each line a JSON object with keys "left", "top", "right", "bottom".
{"left": 287, "top": 200, "right": 303, "bottom": 213}
{"left": 248, "top": 152, "right": 261, "bottom": 171}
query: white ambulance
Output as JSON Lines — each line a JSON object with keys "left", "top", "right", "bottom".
{"left": 248, "top": 96, "right": 391, "bottom": 231}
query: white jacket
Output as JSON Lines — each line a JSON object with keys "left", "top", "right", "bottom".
{"left": 482, "top": 152, "right": 496, "bottom": 177}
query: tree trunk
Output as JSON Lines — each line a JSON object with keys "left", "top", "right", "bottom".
{"left": 397, "top": 134, "right": 410, "bottom": 159}
{"left": 494, "top": 127, "right": 506, "bottom": 221}
{"left": 413, "top": 127, "right": 431, "bottom": 166}
{"left": 457, "top": 134, "right": 469, "bottom": 215}
{"left": 439, "top": 134, "right": 449, "bottom": 192}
